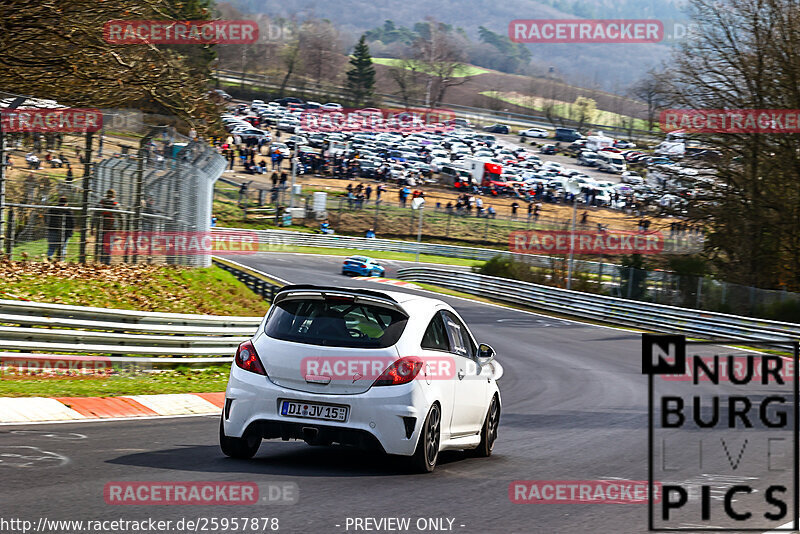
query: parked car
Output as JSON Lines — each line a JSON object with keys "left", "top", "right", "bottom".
{"left": 220, "top": 285, "right": 502, "bottom": 473}
{"left": 621, "top": 171, "right": 644, "bottom": 184}
{"left": 519, "top": 127, "right": 549, "bottom": 138}
{"left": 270, "top": 142, "right": 291, "bottom": 157}
{"left": 277, "top": 119, "right": 300, "bottom": 132}
{"left": 577, "top": 151, "right": 601, "bottom": 166}
{"left": 596, "top": 152, "right": 627, "bottom": 174}
{"left": 275, "top": 97, "right": 304, "bottom": 107}
{"left": 565, "top": 139, "right": 589, "bottom": 155}
{"left": 483, "top": 124, "right": 510, "bottom": 134}
{"left": 539, "top": 144, "right": 557, "bottom": 155}
{"left": 284, "top": 135, "right": 309, "bottom": 149}
{"left": 208, "top": 89, "right": 232, "bottom": 102}
{"left": 614, "top": 140, "right": 637, "bottom": 149}
{"left": 448, "top": 118, "right": 472, "bottom": 129}
{"left": 473, "top": 134, "right": 497, "bottom": 147}
{"left": 554, "top": 128, "right": 583, "bottom": 142}
{"left": 231, "top": 128, "right": 271, "bottom": 140}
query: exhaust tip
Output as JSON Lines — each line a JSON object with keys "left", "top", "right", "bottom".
{"left": 302, "top": 426, "right": 319, "bottom": 444}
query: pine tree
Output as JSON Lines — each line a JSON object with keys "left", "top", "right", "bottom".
{"left": 346, "top": 35, "right": 376, "bottom": 105}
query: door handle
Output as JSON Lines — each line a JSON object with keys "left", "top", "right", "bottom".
{"left": 457, "top": 370, "right": 465, "bottom": 380}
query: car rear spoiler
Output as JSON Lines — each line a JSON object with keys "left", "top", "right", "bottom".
{"left": 274, "top": 285, "right": 407, "bottom": 315}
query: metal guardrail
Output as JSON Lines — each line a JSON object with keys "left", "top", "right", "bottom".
{"left": 395, "top": 266, "right": 800, "bottom": 347}
{"left": 0, "top": 297, "right": 263, "bottom": 365}
{"left": 0, "top": 299, "right": 262, "bottom": 328}
{"left": 0, "top": 259, "right": 282, "bottom": 364}
{"left": 212, "top": 256, "right": 286, "bottom": 301}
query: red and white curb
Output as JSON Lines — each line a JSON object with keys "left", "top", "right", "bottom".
{"left": 0, "top": 392, "right": 224, "bottom": 424}
{"left": 352, "top": 277, "right": 422, "bottom": 289}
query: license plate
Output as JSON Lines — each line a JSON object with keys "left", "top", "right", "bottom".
{"left": 280, "top": 400, "right": 348, "bottom": 422}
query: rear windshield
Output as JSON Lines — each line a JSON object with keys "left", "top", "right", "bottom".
{"left": 265, "top": 299, "right": 408, "bottom": 348}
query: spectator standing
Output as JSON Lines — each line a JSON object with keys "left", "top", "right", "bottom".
{"left": 94, "top": 189, "right": 119, "bottom": 264}
{"left": 45, "top": 196, "right": 74, "bottom": 261}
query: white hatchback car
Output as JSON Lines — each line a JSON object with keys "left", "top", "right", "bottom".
{"left": 220, "top": 285, "right": 502, "bottom": 472}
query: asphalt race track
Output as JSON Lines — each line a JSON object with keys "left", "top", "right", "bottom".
{"left": 1, "top": 252, "right": 794, "bottom": 534}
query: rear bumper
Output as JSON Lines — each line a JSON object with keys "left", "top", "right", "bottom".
{"left": 342, "top": 266, "right": 368, "bottom": 276}
{"left": 223, "top": 365, "right": 430, "bottom": 456}
{"left": 241, "top": 419, "right": 386, "bottom": 452}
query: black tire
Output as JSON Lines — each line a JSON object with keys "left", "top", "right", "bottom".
{"left": 219, "top": 417, "right": 261, "bottom": 459}
{"left": 410, "top": 403, "right": 441, "bottom": 473}
{"left": 468, "top": 396, "right": 500, "bottom": 458}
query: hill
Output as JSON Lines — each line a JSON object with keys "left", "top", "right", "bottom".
{"left": 227, "top": 0, "right": 687, "bottom": 89}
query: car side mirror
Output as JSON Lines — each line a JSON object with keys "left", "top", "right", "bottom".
{"left": 477, "top": 343, "right": 495, "bottom": 364}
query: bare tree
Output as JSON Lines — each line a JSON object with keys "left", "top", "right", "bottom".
{"left": 387, "top": 58, "right": 425, "bottom": 108}
{"left": 410, "top": 20, "right": 470, "bottom": 108}
{"left": 654, "top": 0, "right": 800, "bottom": 290}
{"left": 299, "top": 20, "right": 341, "bottom": 87}
{"left": 629, "top": 72, "right": 668, "bottom": 132}
{"left": 278, "top": 34, "right": 302, "bottom": 95}
{"left": 0, "top": 0, "right": 219, "bottom": 131}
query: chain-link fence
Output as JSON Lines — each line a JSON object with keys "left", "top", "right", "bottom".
{"left": 605, "top": 267, "right": 800, "bottom": 320}
{"left": 321, "top": 196, "right": 703, "bottom": 254}
{"left": 1, "top": 114, "right": 225, "bottom": 266}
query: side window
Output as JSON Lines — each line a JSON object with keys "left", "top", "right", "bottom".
{"left": 421, "top": 312, "right": 450, "bottom": 351}
{"left": 443, "top": 312, "right": 476, "bottom": 359}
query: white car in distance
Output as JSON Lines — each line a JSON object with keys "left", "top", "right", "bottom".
{"left": 518, "top": 127, "right": 550, "bottom": 138}
{"left": 220, "top": 286, "right": 502, "bottom": 472}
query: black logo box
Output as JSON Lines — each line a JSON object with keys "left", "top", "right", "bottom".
{"left": 643, "top": 334, "right": 799, "bottom": 531}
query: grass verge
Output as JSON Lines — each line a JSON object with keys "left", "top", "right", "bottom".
{"left": 251, "top": 245, "right": 484, "bottom": 268}
{"left": 0, "top": 261, "right": 268, "bottom": 316}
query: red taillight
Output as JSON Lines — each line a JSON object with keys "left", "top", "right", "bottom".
{"left": 373, "top": 357, "right": 424, "bottom": 386}
{"left": 234, "top": 340, "right": 267, "bottom": 375}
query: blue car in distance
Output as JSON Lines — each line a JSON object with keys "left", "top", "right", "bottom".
{"left": 342, "top": 256, "right": 385, "bottom": 277}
